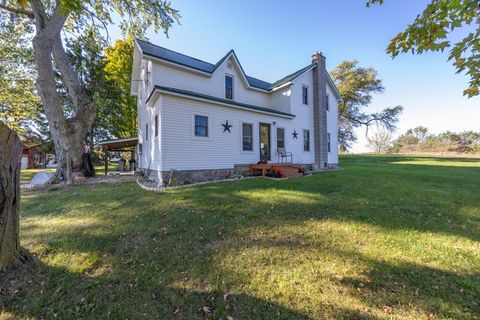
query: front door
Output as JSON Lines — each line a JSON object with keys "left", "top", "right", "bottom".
{"left": 259, "top": 123, "right": 271, "bottom": 161}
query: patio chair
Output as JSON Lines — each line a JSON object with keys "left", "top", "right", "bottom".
{"left": 277, "top": 148, "right": 292, "bottom": 164}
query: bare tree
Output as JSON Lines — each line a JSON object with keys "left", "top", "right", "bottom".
{"left": 367, "top": 129, "right": 393, "bottom": 153}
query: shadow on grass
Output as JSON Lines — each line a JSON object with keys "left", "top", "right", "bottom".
{"left": 10, "top": 155, "right": 480, "bottom": 318}
{"left": 340, "top": 261, "right": 480, "bottom": 320}
{"left": 0, "top": 258, "right": 386, "bottom": 320}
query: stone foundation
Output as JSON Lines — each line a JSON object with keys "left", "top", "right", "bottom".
{"left": 327, "top": 163, "right": 339, "bottom": 170}
{"left": 141, "top": 168, "right": 234, "bottom": 186}
{"left": 139, "top": 162, "right": 336, "bottom": 186}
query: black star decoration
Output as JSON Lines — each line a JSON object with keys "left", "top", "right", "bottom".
{"left": 222, "top": 120, "right": 232, "bottom": 133}
{"left": 292, "top": 130, "right": 298, "bottom": 139}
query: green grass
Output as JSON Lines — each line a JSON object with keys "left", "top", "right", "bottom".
{"left": 20, "top": 164, "right": 117, "bottom": 184}
{"left": 20, "top": 168, "right": 56, "bottom": 184}
{"left": 3, "top": 155, "right": 479, "bottom": 319}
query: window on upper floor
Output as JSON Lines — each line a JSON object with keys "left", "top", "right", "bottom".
{"left": 302, "top": 86, "right": 308, "bottom": 105}
{"left": 303, "top": 129, "right": 310, "bottom": 151}
{"left": 154, "top": 115, "right": 159, "bottom": 137}
{"left": 242, "top": 123, "right": 253, "bottom": 151}
{"left": 326, "top": 94, "right": 330, "bottom": 111}
{"left": 145, "top": 123, "right": 149, "bottom": 142}
{"left": 194, "top": 115, "right": 208, "bottom": 137}
{"left": 225, "top": 75, "right": 234, "bottom": 100}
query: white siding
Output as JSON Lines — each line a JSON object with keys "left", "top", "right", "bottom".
{"left": 138, "top": 60, "right": 163, "bottom": 173}
{"left": 136, "top": 52, "right": 340, "bottom": 171}
{"left": 289, "top": 70, "right": 316, "bottom": 161}
{"left": 269, "top": 87, "right": 292, "bottom": 113}
{"left": 149, "top": 57, "right": 292, "bottom": 114}
{"left": 160, "top": 95, "right": 314, "bottom": 171}
{"left": 326, "top": 84, "right": 339, "bottom": 164}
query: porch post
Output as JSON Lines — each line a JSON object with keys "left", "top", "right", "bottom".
{"left": 104, "top": 147, "right": 108, "bottom": 175}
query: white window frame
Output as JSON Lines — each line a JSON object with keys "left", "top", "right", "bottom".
{"left": 224, "top": 74, "right": 235, "bottom": 100}
{"left": 302, "top": 85, "right": 309, "bottom": 105}
{"left": 276, "top": 127, "right": 286, "bottom": 150}
{"left": 303, "top": 129, "right": 310, "bottom": 152}
{"left": 327, "top": 132, "right": 331, "bottom": 153}
{"left": 241, "top": 122, "right": 254, "bottom": 152}
{"left": 191, "top": 113, "right": 210, "bottom": 140}
{"left": 145, "top": 122, "right": 149, "bottom": 142}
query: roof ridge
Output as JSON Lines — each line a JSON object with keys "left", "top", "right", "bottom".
{"left": 135, "top": 38, "right": 215, "bottom": 68}
{"left": 135, "top": 39, "right": 323, "bottom": 92}
{"left": 270, "top": 64, "right": 315, "bottom": 88}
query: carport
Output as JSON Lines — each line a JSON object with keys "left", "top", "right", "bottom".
{"left": 98, "top": 137, "right": 138, "bottom": 175}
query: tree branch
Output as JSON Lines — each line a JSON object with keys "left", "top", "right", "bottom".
{"left": 0, "top": 4, "right": 34, "bottom": 19}
{"left": 84, "top": 7, "right": 110, "bottom": 41}
{"left": 344, "top": 105, "right": 404, "bottom": 137}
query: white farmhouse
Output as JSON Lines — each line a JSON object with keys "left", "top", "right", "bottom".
{"left": 131, "top": 39, "right": 341, "bottom": 184}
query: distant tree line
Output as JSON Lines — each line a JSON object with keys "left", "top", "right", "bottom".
{"left": 387, "top": 127, "right": 480, "bottom": 155}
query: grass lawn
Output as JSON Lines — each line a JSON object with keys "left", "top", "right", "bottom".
{"left": 2, "top": 155, "right": 479, "bottom": 319}
{"left": 20, "top": 164, "right": 117, "bottom": 184}
{"left": 20, "top": 168, "right": 56, "bottom": 184}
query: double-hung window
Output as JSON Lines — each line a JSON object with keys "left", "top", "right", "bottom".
{"left": 154, "top": 115, "right": 159, "bottom": 137}
{"left": 277, "top": 128, "right": 285, "bottom": 149}
{"left": 225, "top": 75, "right": 234, "bottom": 100}
{"left": 327, "top": 133, "right": 331, "bottom": 153}
{"left": 194, "top": 115, "right": 208, "bottom": 137}
{"left": 242, "top": 123, "right": 253, "bottom": 151}
{"left": 302, "top": 86, "right": 308, "bottom": 105}
{"left": 145, "top": 123, "right": 149, "bottom": 142}
{"left": 303, "top": 129, "right": 310, "bottom": 151}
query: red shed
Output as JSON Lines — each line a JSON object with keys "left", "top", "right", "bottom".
{"left": 21, "top": 144, "right": 45, "bottom": 169}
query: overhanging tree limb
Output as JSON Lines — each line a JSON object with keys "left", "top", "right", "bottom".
{"left": 0, "top": 4, "right": 33, "bottom": 18}
{"left": 0, "top": 0, "right": 180, "bottom": 183}
{"left": 367, "top": 0, "right": 480, "bottom": 97}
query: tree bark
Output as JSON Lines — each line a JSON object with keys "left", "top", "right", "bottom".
{"left": 29, "top": 1, "right": 96, "bottom": 181}
{"left": 0, "top": 122, "right": 23, "bottom": 271}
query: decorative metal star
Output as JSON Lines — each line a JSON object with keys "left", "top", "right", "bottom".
{"left": 292, "top": 130, "right": 298, "bottom": 139}
{"left": 222, "top": 120, "right": 232, "bottom": 133}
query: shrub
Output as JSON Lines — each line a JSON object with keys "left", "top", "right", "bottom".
{"left": 269, "top": 166, "right": 285, "bottom": 178}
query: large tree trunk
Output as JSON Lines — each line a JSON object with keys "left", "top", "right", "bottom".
{"left": 0, "top": 122, "right": 23, "bottom": 271}
{"left": 29, "top": 1, "right": 96, "bottom": 181}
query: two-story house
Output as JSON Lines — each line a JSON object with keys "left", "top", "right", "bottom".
{"left": 131, "top": 39, "right": 341, "bottom": 184}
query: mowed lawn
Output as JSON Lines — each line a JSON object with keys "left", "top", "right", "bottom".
{"left": 2, "top": 155, "right": 479, "bottom": 319}
{"left": 20, "top": 164, "right": 117, "bottom": 184}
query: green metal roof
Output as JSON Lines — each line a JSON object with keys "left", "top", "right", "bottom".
{"left": 136, "top": 39, "right": 342, "bottom": 98}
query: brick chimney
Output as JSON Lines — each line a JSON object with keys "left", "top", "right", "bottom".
{"left": 312, "top": 51, "right": 328, "bottom": 170}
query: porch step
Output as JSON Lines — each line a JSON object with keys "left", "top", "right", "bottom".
{"left": 280, "top": 167, "right": 304, "bottom": 178}
{"left": 249, "top": 163, "right": 304, "bottom": 178}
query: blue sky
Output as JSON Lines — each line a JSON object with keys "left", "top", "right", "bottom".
{"left": 111, "top": 0, "right": 479, "bottom": 152}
